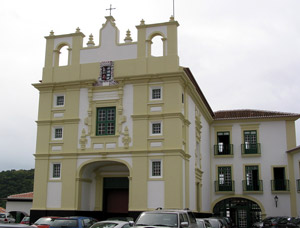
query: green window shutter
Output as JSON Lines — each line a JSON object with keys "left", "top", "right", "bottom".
{"left": 96, "top": 107, "right": 116, "bottom": 135}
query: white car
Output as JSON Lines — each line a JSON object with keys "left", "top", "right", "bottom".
{"left": 0, "top": 213, "right": 16, "bottom": 223}
{"left": 135, "top": 209, "right": 198, "bottom": 228}
{"left": 90, "top": 220, "right": 132, "bottom": 228}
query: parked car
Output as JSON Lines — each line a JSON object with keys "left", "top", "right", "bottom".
{"left": 262, "top": 216, "right": 289, "bottom": 228}
{"left": 32, "top": 216, "right": 60, "bottom": 228}
{"left": 210, "top": 217, "right": 229, "bottom": 228}
{"left": 135, "top": 208, "right": 198, "bottom": 228}
{"left": 0, "top": 212, "right": 16, "bottom": 223}
{"left": 49, "top": 216, "right": 97, "bottom": 228}
{"left": 204, "top": 218, "right": 223, "bottom": 228}
{"left": 253, "top": 217, "right": 275, "bottom": 228}
{"left": 90, "top": 220, "right": 132, "bottom": 228}
{"left": 276, "top": 217, "right": 295, "bottom": 228}
{"left": 286, "top": 218, "right": 300, "bottom": 228}
{"left": 107, "top": 218, "right": 134, "bottom": 222}
{"left": 20, "top": 216, "right": 30, "bottom": 225}
{"left": 196, "top": 219, "right": 212, "bottom": 228}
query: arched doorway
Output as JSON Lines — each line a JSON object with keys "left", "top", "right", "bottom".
{"left": 78, "top": 160, "right": 130, "bottom": 217}
{"left": 213, "top": 197, "right": 262, "bottom": 228}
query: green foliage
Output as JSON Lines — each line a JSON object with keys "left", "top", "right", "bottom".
{"left": 0, "top": 169, "right": 34, "bottom": 209}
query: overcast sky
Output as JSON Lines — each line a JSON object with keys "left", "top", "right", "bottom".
{"left": 1, "top": 0, "right": 299, "bottom": 171}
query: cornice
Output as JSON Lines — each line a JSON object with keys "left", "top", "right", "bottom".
{"left": 131, "top": 112, "right": 185, "bottom": 120}
{"left": 32, "top": 79, "right": 96, "bottom": 90}
{"left": 36, "top": 118, "right": 80, "bottom": 125}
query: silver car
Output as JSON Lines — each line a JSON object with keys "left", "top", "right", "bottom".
{"left": 135, "top": 209, "right": 198, "bottom": 228}
{"left": 0, "top": 213, "right": 16, "bottom": 223}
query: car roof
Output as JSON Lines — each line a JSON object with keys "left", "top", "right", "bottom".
{"left": 56, "top": 216, "right": 92, "bottom": 219}
{"left": 143, "top": 210, "right": 191, "bottom": 214}
{"left": 98, "top": 220, "right": 129, "bottom": 224}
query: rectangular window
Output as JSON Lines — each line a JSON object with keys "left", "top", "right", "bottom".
{"left": 54, "top": 128, "right": 63, "bottom": 139}
{"left": 244, "top": 166, "right": 261, "bottom": 191}
{"left": 150, "top": 160, "right": 162, "bottom": 178}
{"left": 217, "top": 167, "right": 233, "bottom": 191}
{"left": 152, "top": 88, "right": 161, "bottom": 99}
{"left": 54, "top": 94, "right": 65, "bottom": 107}
{"left": 151, "top": 122, "right": 162, "bottom": 135}
{"left": 52, "top": 163, "right": 61, "bottom": 178}
{"left": 56, "top": 96, "right": 64, "bottom": 106}
{"left": 150, "top": 86, "right": 162, "bottom": 101}
{"left": 243, "top": 130, "right": 260, "bottom": 154}
{"left": 216, "top": 132, "right": 231, "bottom": 155}
{"left": 272, "top": 167, "right": 289, "bottom": 191}
{"left": 244, "top": 130, "right": 257, "bottom": 146}
{"left": 96, "top": 107, "right": 116, "bottom": 136}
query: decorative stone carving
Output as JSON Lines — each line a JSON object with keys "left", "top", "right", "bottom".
{"left": 122, "top": 126, "right": 131, "bottom": 149}
{"left": 80, "top": 128, "right": 87, "bottom": 150}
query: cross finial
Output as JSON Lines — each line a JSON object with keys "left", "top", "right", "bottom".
{"left": 106, "top": 4, "right": 116, "bottom": 16}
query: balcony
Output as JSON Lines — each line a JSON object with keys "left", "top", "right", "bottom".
{"left": 214, "top": 144, "right": 233, "bottom": 156}
{"left": 215, "top": 180, "right": 235, "bottom": 192}
{"left": 242, "top": 180, "right": 263, "bottom": 192}
{"left": 271, "top": 179, "right": 290, "bottom": 191}
{"left": 241, "top": 143, "right": 261, "bottom": 155}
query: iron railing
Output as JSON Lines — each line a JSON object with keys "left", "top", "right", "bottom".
{"left": 241, "top": 143, "right": 261, "bottom": 155}
{"left": 215, "top": 180, "right": 235, "bottom": 192}
{"left": 271, "top": 179, "right": 290, "bottom": 191}
{"left": 214, "top": 144, "right": 233, "bottom": 155}
{"left": 242, "top": 180, "right": 263, "bottom": 191}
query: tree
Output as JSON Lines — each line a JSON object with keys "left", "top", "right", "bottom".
{"left": 0, "top": 169, "right": 34, "bottom": 208}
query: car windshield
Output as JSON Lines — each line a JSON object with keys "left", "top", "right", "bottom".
{"left": 91, "top": 222, "right": 118, "bottom": 228}
{"left": 136, "top": 213, "right": 178, "bottom": 227}
{"left": 51, "top": 219, "right": 78, "bottom": 227}
{"left": 35, "top": 217, "right": 56, "bottom": 225}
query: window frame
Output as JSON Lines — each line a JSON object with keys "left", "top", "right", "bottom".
{"left": 50, "top": 162, "right": 61, "bottom": 179}
{"left": 54, "top": 94, "right": 65, "bottom": 107}
{"left": 150, "top": 86, "right": 163, "bottom": 101}
{"left": 149, "top": 159, "right": 163, "bottom": 178}
{"left": 52, "top": 126, "right": 63, "bottom": 140}
{"left": 216, "top": 165, "right": 234, "bottom": 192}
{"left": 150, "top": 121, "right": 162, "bottom": 136}
{"left": 96, "top": 107, "right": 116, "bottom": 136}
{"left": 243, "top": 164, "right": 263, "bottom": 192}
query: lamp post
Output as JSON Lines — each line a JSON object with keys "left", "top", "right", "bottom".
{"left": 274, "top": 195, "right": 278, "bottom": 207}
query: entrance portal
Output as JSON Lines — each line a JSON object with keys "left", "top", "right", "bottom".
{"left": 213, "top": 198, "right": 262, "bottom": 228}
{"left": 103, "top": 177, "right": 129, "bottom": 213}
{"left": 79, "top": 160, "right": 130, "bottom": 216}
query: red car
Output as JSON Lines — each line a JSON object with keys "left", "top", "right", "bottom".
{"left": 20, "top": 216, "right": 30, "bottom": 224}
{"left": 32, "top": 216, "right": 60, "bottom": 228}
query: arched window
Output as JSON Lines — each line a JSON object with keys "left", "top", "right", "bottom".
{"left": 151, "top": 35, "right": 164, "bottom": 57}
{"left": 58, "top": 45, "right": 69, "bottom": 66}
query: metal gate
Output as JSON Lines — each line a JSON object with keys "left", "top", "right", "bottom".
{"left": 213, "top": 197, "right": 261, "bottom": 228}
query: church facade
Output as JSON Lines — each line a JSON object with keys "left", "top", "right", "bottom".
{"left": 31, "top": 16, "right": 300, "bottom": 227}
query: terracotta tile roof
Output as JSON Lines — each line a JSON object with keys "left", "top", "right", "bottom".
{"left": 0, "top": 207, "right": 5, "bottom": 213}
{"left": 7, "top": 192, "right": 33, "bottom": 199}
{"left": 214, "top": 109, "right": 300, "bottom": 120}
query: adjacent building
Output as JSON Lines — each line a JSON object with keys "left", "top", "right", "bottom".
{"left": 31, "top": 16, "right": 300, "bottom": 227}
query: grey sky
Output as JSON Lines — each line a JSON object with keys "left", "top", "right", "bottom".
{"left": 0, "top": 0, "right": 299, "bottom": 171}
